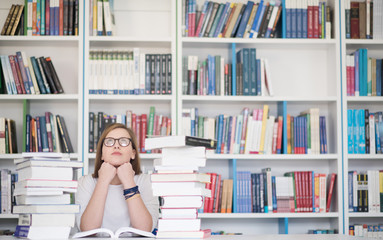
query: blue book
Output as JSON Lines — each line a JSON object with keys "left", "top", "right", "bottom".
{"left": 348, "top": 171, "right": 354, "bottom": 212}
{"left": 209, "top": 3, "right": 225, "bottom": 37}
{"left": 226, "top": 116, "right": 233, "bottom": 153}
{"left": 271, "top": 176, "right": 277, "bottom": 212}
{"left": 30, "top": 57, "right": 47, "bottom": 94}
{"left": 281, "top": 0, "right": 286, "bottom": 38}
{"left": 251, "top": 173, "right": 256, "bottom": 212}
{"left": 26, "top": 114, "right": 31, "bottom": 152}
{"left": 185, "top": 0, "right": 189, "bottom": 36}
{"left": 294, "top": 117, "right": 298, "bottom": 153}
{"left": 41, "top": 0, "right": 45, "bottom": 35}
{"left": 354, "top": 51, "right": 360, "bottom": 96}
{"left": 378, "top": 112, "right": 383, "bottom": 152}
{"left": 36, "top": 117, "right": 42, "bottom": 152}
{"left": 256, "top": 59, "right": 261, "bottom": 96}
{"left": 236, "top": 1, "right": 254, "bottom": 38}
{"left": 211, "top": 55, "right": 216, "bottom": 95}
{"left": 302, "top": 1, "right": 308, "bottom": 38}
{"left": 235, "top": 115, "right": 243, "bottom": 154}
{"left": 376, "top": 59, "right": 382, "bottom": 96}
{"left": 353, "top": 109, "right": 359, "bottom": 154}
{"left": 231, "top": 4, "right": 246, "bottom": 37}
{"left": 50, "top": 1, "right": 55, "bottom": 35}
{"left": 358, "top": 109, "right": 366, "bottom": 154}
{"left": 249, "top": 48, "right": 256, "bottom": 96}
{"left": 214, "top": 2, "right": 231, "bottom": 37}
{"left": 249, "top": 0, "right": 264, "bottom": 38}
{"left": 347, "top": 109, "right": 353, "bottom": 154}
{"left": 237, "top": 49, "right": 250, "bottom": 95}
{"left": 286, "top": 0, "right": 291, "bottom": 38}
{"left": 194, "top": 108, "right": 199, "bottom": 137}
{"left": 39, "top": 116, "right": 49, "bottom": 152}
{"left": 291, "top": 2, "right": 297, "bottom": 38}
{"left": 376, "top": 113, "right": 382, "bottom": 153}
{"left": 303, "top": 116, "right": 307, "bottom": 154}
{"left": 297, "top": 3, "right": 302, "bottom": 38}
{"left": 15, "top": 52, "right": 31, "bottom": 94}
{"left": 216, "top": 115, "right": 224, "bottom": 154}
{"left": 359, "top": 49, "right": 368, "bottom": 96}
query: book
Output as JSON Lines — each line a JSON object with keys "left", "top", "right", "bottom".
{"left": 72, "top": 227, "right": 155, "bottom": 238}
{"left": 17, "top": 166, "right": 73, "bottom": 181}
{"left": 156, "top": 229, "right": 211, "bottom": 239}
{"left": 159, "top": 196, "right": 203, "bottom": 208}
{"left": 145, "top": 135, "right": 217, "bottom": 150}
{"left": 15, "top": 159, "right": 82, "bottom": 169}
{"left": 158, "top": 218, "right": 201, "bottom": 232}
{"left": 15, "top": 179, "right": 77, "bottom": 189}
{"left": 13, "top": 204, "right": 80, "bottom": 214}
{"left": 160, "top": 208, "right": 198, "bottom": 219}
{"left": 14, "top": 225, "right": 71, "bottom": 239}
{"left": 151, "top": 173, "right": 210, "bottom": 182}
{"left": 18, "top": 213, "right": 75, "bottom": 227}
{"left": 15, "top": 194, "right": 71, "bottom": 205}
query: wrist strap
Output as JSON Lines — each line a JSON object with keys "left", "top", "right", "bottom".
{"left": 123, "top": 186, "right": 139, "bottom": 195}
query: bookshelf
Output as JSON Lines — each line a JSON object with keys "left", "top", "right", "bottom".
{"left": 1, "top": 0, "right": 381, "bottom": 236}
{"left": 340, "top": 0, "right": 383, "bottom": 235}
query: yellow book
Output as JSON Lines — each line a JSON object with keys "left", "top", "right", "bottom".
{"left": 259, "top": 104, "right": 269, "bottom": 154}
{"left": 224, "top": 3, "right": 243, "bottom": 38}
{"left": 226, "top": 179, "right": 233, "bottom": 213}
{"left": 287, "top": 114, "right": 291, "bottom": 154}
{"left": 220, "top": 179, "right": 228, "bottom": 213}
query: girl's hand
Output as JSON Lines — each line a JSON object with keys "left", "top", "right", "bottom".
{"left": 117, "top": 162, "right": 136, "bottom": 189}
{"left": 98, "top": 162, "right": 117, "bottom": 184}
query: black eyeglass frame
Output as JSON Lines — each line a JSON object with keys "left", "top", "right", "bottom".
{"left": 103, "top": 137, "right": 132, "bottom": 147}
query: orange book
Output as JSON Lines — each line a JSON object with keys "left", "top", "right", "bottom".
{"left": 59, "top": 0, "right": 64, "bottom": 35}
{"left": 226, "top": 179, "right": 233, "bottom": 213}
{"left": 220, "top": 179, "right": 229, "bottom": 213}
{"left": 32, "top": 1, "right": 37, "bottom": 35}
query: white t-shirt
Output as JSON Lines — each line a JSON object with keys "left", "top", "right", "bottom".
{"left": 75, "top": 174, "right": 159, "bottom": 233}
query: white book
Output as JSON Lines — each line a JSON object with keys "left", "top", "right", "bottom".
{"left": 160, "top": 208, "right": 198, "bottom": 219}
{"left": 139, "top": 53, "right": 146, "bottom": 94}
{"left": 367, "top": 170, "right": 374, "bottom": 213}
{"left": 263, "top": 58, "right": 274, "bottom": 96}
{"left": 13, "top": 204, "right": 80, "bottom": 214}
{"left": 162, "top": 146, "right": 206, "bottom": 158}
{"left": 52, "top": 114, "right": 62, "bottom": 153}
{"left": 151, "top": 173, "right": 210, "bottom": 182}
{"left": 244, "top": 116, "right": 254, "bottom": 154}
{"left": 261, "top": 59, "right": 267, "bottom": 96}
{"left": 154, "top": 157, "right": 206, "bottom": 167}
{"left": 369, "top": 114, "right": 376, "bottom": 154}
{"left": 18, "top": 213, "right": 75, "bottom": 227}
{"left": 16, "top": 194, "right": 71, "bottom": 205}
{"left": 0, "top": 118, "right": 5, "bottom": 154}
{"left": 103, "top": 0, "right": 113, "bottom": 35}
{"left": 0, "top": 56, "right": 12, "bottom": 94}
{"left": 152, "top": 182, "right": 211, "bottom": 197}
{"left": 145, "top": 135, "right": 216, "bottom": 150}
{"left": 182, "top": 108, "right": 191, "bottom": 136}
{"left": 21, "top": 152, "right": 68, "bottom": 158}
{"left": 15, "top": 179, "right": 77, "bottom": 189}
{"left": 264, "top": 116, "right": 276, "bottom": 154}
{"left": 158, "top": 219, "right": 201, "bottom": 232}
{"left": 16, "top": 160, "right": 82, "bottom": 170}
{"left": 14, "top": 187, "right": 75, "bottom": 196}
{"left": 128, "top": 52, "right": 135, "bottom": 93}
{"left": 319, "top": 173, "right": 327, "bottom": 212}
{"left": 133, "top": 48, "right": 140, "bottom": 93}
{"left": 21, "top": 51, "right": 35, "bottom": 94}
{"left": 17, "top": 166, "right": 73, "bottom": 181}
{"left": 160, "top": 196, "right": 203, "bottom": 208}
{"left": 97, "top": 0, "right": 103, "bottom": 35}
{"left": 15, "top": 225, "right": 71, "bottom": 239}
{"left": 72, "top": 226, "right": 154, "bottom": 238}
{"left": 4, "top": 56, "right": 17, "bottom": 94}
{"left": 154, "top": 165, "right": 199, "bottom": 173}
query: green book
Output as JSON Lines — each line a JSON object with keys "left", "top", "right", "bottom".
{"left": 147, "top": 106, "right": 155, "bottom": 137}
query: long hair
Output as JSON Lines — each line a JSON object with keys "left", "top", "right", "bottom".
{"left": 92, "top": 123, "right": 141, "bottom": 178}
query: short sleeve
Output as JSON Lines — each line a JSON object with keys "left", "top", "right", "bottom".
{"left": 74, "top": 175, "right": 96, "bottom": 232}
{"left": 135, "top": 174, "right": 159, "bottom": 230}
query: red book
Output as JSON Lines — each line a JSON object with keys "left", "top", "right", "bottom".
{"left": 308, "top": 171, "right": 313, "bottom": 212}
{"left": 13, "top": 55, "right": 26, "bottom": 94}
{"left": 45, "top": 0, "right": 50, "bottom": 35}
{"left": 195, "top": 5, "right": 207, "bottom": 37}
{"left": 166, "top": 118, "right": 171, "bottom": 136}
{"left": 307, "top": 3, "right": 313, "bottom": 38}
{"left": 350, "top": 63, "right": 355, "bottom": 96}
{"left": 313, "top": 3, "right": 319, "bottom": 38}
{"left": 213, "top": 174, "right": 221, "bottom": 213}
{"left": 208, "top": 173, "right": 217, "bottom": 213}
{"left": 350, "top": 2, "right": 360, "bottom": 39}
{"left": 346, "top": 60, "right": 351, "bottom": 96}
{"left": 294, "top": 171, "right": 301, "bottom": 212}
{"left": 203, "top": 173, "right": 212, "bottom": 213}
{"left": 276, "top": 116, "right": 283, "bottom": 154}
{"left": 140, "top": 114, "right": 147, "bottom": 153}
{"left": 301, "top": 171, "right": 307, "bottom": 212}
{"left": 8, "top": 55, "right": 23, "bottom": 94}
{"left": 45, "top": 112, "right": 53, "bottom": 152}
{"left": 59, "top": 0, "right": 64, "bottom": 35}
{"left": 326, "top": 173, "right": 337, "bottom": 212}
{"left": 135, "top": 115, "right": 141, "bottom": 151}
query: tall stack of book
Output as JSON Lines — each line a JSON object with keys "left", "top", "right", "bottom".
{"left": 145, "top": 136, "right": 217, "bottom": 239}
{"left": 12, "top": 152, "right": 82, "bottom": 239}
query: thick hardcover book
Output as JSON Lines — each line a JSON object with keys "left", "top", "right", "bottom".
{"left": 56, "top": 115, "right": 74, "bottom": 153}
{"left": 30, "top": 57, "right": 46, "bottom": 94}
{"left": 16, "top": 52, "right": 31, "bottom": 94}
{"left": 45, "top": 57, "right": 64, "bottom": 93}
{"left": 350, "top": 2, "right": 359, "bottom": 39}
{"left": 39, "top": 57, "right": 57, "bottom": 93}
{"left": 6, "top": 5, "right": 20, "bottom": 36}
{"left": 10, "top": 5, "right": 24, "bottom": 36}
{"left": 36, "top": 57, "right": 51, "bottom": 93}
{"left": 203, "top": 3, "right": 219, "bottom": 37}
{"left": 236, "top": 1, "right": 254, "bottom": 38}
{"left": 1, "top": 5, "right": 16, "bottom": 35}
{"left": 145, "top": 135, "right": 217, "bottom": 150}
{"left": 8, "top": 55, "right": 23, "bottom": 94}
{"left": 45, "top": 112, "right": 53, "bottom": 152}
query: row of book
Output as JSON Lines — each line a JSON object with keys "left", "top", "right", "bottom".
{"left": 183, "top": 50, "right": 273, "bottom": 96}
{"left": 1, "top": 0, "right": 80, "bottom": 36}
{"left": 195, "top": 170, "right": 336, "bottom": 214}
{"left": 182, "top": 106, "right": 327, "bottom": 155}
{"left": 349, "top": 224, "right": 383, "bottom": 238}
{"left": 348, "top": 170, "right": 383, "bottom": 213}
{"left": 89, "top": 50, "right": 172, "bottom": 95}
{"left": 346, "top": 49, "right": 383, "bottom": 97}
{"left": 0, "top": 169, "right": 17, "bottom": 214}
{"left": 308, "top": 229, "right": 337, "bottom": 234}
{"left": 347, "top": 109, "right": 383, "bottom": 154}
{"left": 0, "top": 52, "right": 64, "bottom": 95}
{"left": 25, "top": 113, "right": 73, "bottom": 154}
{"left": 183, "top": 0, "right": 282, "bottom": 38}
{"left": 89, "top": 0, "right": 115, "bottom": 36}
{"left": 0, "top": 118, "right": 18, "bottom": 154}
{"left": 13, "top": 153, "right": 82, "bottom": 239}
{"left": 345, "top": 0, "right": 383, "bottom": 39}
{"left": 89, "top": 109, "right": 172, "bottom": 153}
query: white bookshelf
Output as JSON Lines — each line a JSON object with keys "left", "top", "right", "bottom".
{"left": 340, "top": 0, "right": 383, "bottom": 235}
{"left": 2, "top": 0, "right": 381, "bottom": 236}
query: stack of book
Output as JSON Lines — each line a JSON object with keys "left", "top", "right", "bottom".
{"left": 12, "top": 152, "right": 82, "bottom": 239}
{"left": 145, "top": 136, "right": 217, "bottom": 239}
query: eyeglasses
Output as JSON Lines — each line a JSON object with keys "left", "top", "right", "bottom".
{"left": 103, "top": 137, "right": 132, "bottom": 147}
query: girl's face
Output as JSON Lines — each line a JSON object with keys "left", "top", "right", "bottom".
{"left": 101, "top": 128, "right": 136, "bottom": 167}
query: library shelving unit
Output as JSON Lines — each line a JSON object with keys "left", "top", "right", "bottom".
{"left": 82, "top": 0, "right": 177, "bottom": 175}
{"left": 177, "top": 0, "right": 342, "bottom": 235}
{"left": 340, "top": 1, "right": 383, "bottom": 234}
{"left": 0, "top": 0, "right": 84, "bottom": 226}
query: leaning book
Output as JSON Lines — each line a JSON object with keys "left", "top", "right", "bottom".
{"left": 72, "top": 227, "right": 155, "bottom": 238}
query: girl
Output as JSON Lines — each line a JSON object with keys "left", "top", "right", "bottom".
{"left": 75, "top": 123, "right": 158, "bottom": 233}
